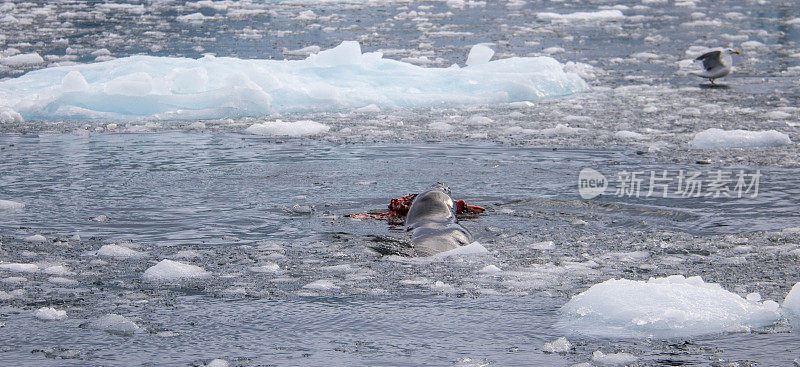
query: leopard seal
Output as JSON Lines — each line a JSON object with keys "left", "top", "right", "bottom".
{"left": 405, "top": 187, "right": 473, "bottom": 257}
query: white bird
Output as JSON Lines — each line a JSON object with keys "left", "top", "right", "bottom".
{"left": 691, "top": 49, "right": 740, "bottom": 85}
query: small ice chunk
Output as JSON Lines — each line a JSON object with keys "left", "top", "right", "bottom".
{"left": 24, "top": 234, "right": 47, "bottom": 243}
{"left": 592, "top": 351, "right": 638, "bottom": 366}
{"left": 691, "top": 128, "right": 792, "bottom": 149}
{"left": 531, "top": 241, "right": 555, "bottom": 250}
{"left": 177, "top": 12, "right": 209, "bottom": 22}
{"left": 536, "top": 10, "right": 625, "bottom": 22}
{"left": 142, "top": 259, "right": 210, "bottom": 282}
{"left": 0, "top": 199, "right": 24, "bottom": 210}
{"left": 430, "top": 242, "right": 489, "bottom": 259}
{"left": 765, "top": 111, "right": 792, "bottom": 120}
{"left": 302, "top": 279, "right": 340, "bottom": 291}
{"left": 542, "top": 337, "right": 572, "bottom": 353}
{"left": 0, "top": 263, "right": 39, "bottom": 273}
{"left": 245, "top": 120, "right": 330, "bottom": 137}
{"left": 207, "top": 359, "right": 229, "bottom": 367}
{"left": 35, "top": 307, "right": 67, "bottom": 321}
{"left": 478, "top": 265, "right": 502, "bottom": 274}
{"left": 249, "top": 263, "right": 280, "bottom": 273}
{"left": 466, "top": 44, "right": 495, "bottom": 66}
{"left": 0, "top": 108, "right": 24, "bottom": 124}
{"left": 49, "top": 277, "right": 79, "bottom": 286}
{"left": 42, "top": 265, "right": 72, "bottom": 276}
{"left": 97, "top": 244, "right": 144, "bottom": 259}
{"left": 0, "top": 52, "right": 44, "bottom": 66}
{"left": 88, "top": 314, "right": 139, "bottom": 334}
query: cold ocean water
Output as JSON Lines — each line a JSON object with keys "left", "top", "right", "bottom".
{"left": 1, "top": 0, "right": 800, "bottom": 366}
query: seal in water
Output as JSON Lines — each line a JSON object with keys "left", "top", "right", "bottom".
{"left": 405, "top": 187, "right": 473, "bottom": 257}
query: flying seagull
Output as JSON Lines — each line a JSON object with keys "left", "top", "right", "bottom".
{"left": 692, "top": 49, "right": 740, "bottom": 85}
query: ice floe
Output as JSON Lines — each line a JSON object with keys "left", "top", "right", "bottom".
{"left": 591, "top": 351, "right": 638, "bottom": 366}
{"left": 558, "top": 275, "right": 781, "bottom": 338}
{"left": 0, "top": 41, "right": 587, "bottom": 121}
{"left": 690, "top": 128, "right": 792, "bottom": 149}
{"left": 536, "top": 10, "right": 625, "bottom": 22}
{"left": 142, "top": 259, "right": 210, "bottom": 282}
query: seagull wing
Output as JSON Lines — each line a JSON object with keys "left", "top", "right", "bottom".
{"left": 695, "top": 50, "right": 722, "bottom": 71}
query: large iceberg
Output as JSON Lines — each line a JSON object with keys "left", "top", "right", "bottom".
{"left": 557, "top": 275, "right": 780, "bottom": 339}
{"left": 0, "top": 42, "right": 587, "bottom": 121}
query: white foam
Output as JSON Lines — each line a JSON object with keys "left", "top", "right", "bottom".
{"left": 34, "top": 307, "right": 67, "bottom": 321}
{"left": 142, "top": 259, "right": 210, "bottom": 282}
{"left": 97, "top": 244, "right": 144, "bottom": 259}
{"left": 0, "top": 199, "right": 24, "bottom": 209}
{"left": 245, "top": 120, "right": 330, "bottom": 137}
{"left": 0, "top": 41, "right": 587, "bottom": 121}
{"left": 691, "top": 128, "right": 792, "bottom": 149}
{"left": 558, "top": 275, "right": 781, "bottom": 338}
{"left": 88, "top": 314, "right": 139, "bottom": 334}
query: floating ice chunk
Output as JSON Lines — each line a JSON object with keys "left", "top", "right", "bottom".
{"left": 42, "top": 265, "right": 73, "bottom": 276}
{"left": 478, "top": 264, "right": 502, "bottom": 274}
{"left": 466, "top": 44, "right": 494, "bottom": 66}
{"left": 0, "top": 41, "right": 587, "bottom": 121}
{"left": 49, "top": 277, "right": 79, "bottom": 286}
{"left": 765, "top": 111, "right": 792, "bottom": 120}
{"left": 302, "top": 279, "right": 340, "bottom": 291}
{"left": 531, "top": 241, "right": 555, "bottom": 250}
{"left": 430, "top": 280, "right": 459, "bottom": 294}
{"left": 245, "top": 120, "right": 330, "bottom": 137}
{"left": 783, "top": 281, "right": 800, "bottom": 327}
{"left": 615, "top": 130, "right": 647, "bottom": 140}
{"left": 0, "top": 199, "right": 24, "bottom": 210}
{"left": 536, "top": 10, "right": 625, "bottom": 22}
{"left": 207, "top": 359, "right": 229, "bottom": 367}
{"left": 176, "top": 12, "right": 209, "bottom": 22}
{"left": 0, "top": 263, "right": 39, "bottom": 273}
{"left": 690, "top": 128, "right": 792, "bottom": 149}
{"left": 429, "top": 242, "right": 489, "bottom": 260}
{"left": 24, "top": 234, "right": 47, "bottom": 243}
{"left": 284, "top": 45, "right": 321, "bottom": 57}
{"left": 3, "top": 276, "right": 26, "bottom": 284}
{"left": 35, "top": 307, "right": 67, "bottom": 321}
{"left": 97, "top": 244, "right": 144, "bottom": 259}
{"left": 0, "top": 289, "right": 25, "bottom": 300}
{"left": 355, "top": 104, "right": 381, "bottom": 113}
{"left": 0, "top": 53, "right": 44, "bottom": 66}
{"left": 88, "top": 314, "right": 139, "bottom": 335}
{"left": 142, "top": 259, "right": 210, "bottom": 282}
{"left": 249, "top": 263, "right": 280, "bottom": 273}
{"left": 542, "top": 337, "right": 571, "bottom": 353}
{"left": 591, "top": 351, "right": 638, "bottom": 366}
{"left": 558, "top": 275, "right": 781, "bottom": 338}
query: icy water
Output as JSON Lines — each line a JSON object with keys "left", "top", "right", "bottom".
{"left": 2, "top": 0, "right": 800, "bottom": 366}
